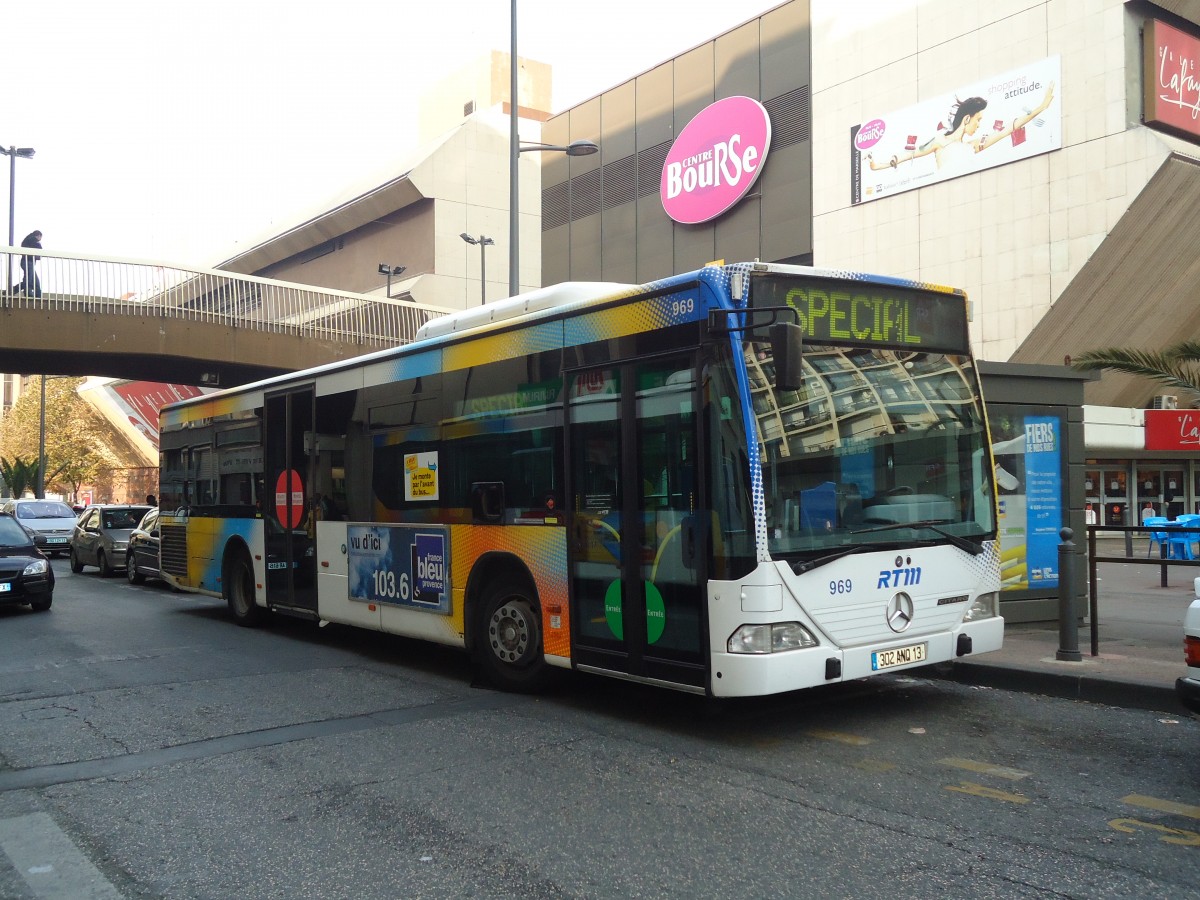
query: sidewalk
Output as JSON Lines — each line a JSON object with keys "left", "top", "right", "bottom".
{"left": 934, "top": 544, "right": 1196, "bottom": 713}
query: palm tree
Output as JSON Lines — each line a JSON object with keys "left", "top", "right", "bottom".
{"left": 1070, "top": 341, "right": 1200, "bottom": 404}
{"left": 0, "top": 456, "right": 38, "bottom": 499}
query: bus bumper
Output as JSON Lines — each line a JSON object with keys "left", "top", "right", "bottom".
{"left": 710, "top": 615, "right": 1005, "bottom": 698}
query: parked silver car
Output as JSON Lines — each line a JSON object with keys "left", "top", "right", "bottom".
{"left": 1, "top": 498, "right": 78, "bottom": 558}
{"left": 70, "top": 504, "right": 152, "bottom": 577}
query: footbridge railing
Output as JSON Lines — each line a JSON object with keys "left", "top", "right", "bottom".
{"left": 2, "top": 246, "right": 453, "bottom": 347}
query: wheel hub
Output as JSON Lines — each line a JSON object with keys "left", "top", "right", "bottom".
{"left": 489, "top": 602, "right": 532, "bottom": 664}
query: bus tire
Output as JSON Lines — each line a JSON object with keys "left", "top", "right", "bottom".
{"left": 225, "top": 549, "right": 263, "bottom": 627}
{"left": 473, "top": 577, "right": 549, "bottom": 693}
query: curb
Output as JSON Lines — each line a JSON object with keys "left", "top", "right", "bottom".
{"left": 927, "top": 660, "right": 1185, "bottom": 714}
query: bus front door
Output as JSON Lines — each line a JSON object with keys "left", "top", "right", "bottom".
{"left": 568, "top": 358, "right": 708, "bottom": 691}
{"left": 264, "top": 388, "right": 318, "bottom": 615}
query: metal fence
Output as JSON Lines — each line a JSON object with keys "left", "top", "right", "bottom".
{"left": 1, "top": 246, "right": 453, "bottom": 347}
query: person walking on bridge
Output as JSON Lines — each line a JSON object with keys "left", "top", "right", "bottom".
{"left": 17, "top": 230, "right": 42, "bottom": 298}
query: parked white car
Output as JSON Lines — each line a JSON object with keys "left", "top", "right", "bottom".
{"left": 0, "top": 499, "right": 78, "bottom": 558}
{"left": 1176, "top": 588, "right": 1200, "bottom": 714}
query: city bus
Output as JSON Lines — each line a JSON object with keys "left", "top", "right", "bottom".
{"left": 157, "top": 261, "right": 1002, "bottom": 697}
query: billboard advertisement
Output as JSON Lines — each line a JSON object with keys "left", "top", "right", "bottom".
{"left": 851, "top": 56, "right": 1061, "bottom": 204}
{"left": 77, "top": 378, "right": 213, "bottom": 462}
{"left": 991, "top": 407, "right": 1065, "bottom": 592}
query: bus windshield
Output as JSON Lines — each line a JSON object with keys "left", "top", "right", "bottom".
{"left": 743, "top": 342, "right": 995, "bottom": 560}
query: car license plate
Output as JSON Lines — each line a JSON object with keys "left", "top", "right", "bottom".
{"left": 0, "top": 583, "right": 10, "bottom": 593}
{"left": 872, "top": 642, "right": 927, "bottom": 670}
{"left": 47, "top": 537, "right": 66, "bottom": 544}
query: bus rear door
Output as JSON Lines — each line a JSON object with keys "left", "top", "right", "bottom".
{"left": 264, "top": 387, "right": 318, "bottom": 614}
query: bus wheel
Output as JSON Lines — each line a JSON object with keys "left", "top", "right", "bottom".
{"left": 474, "top": 579, "right": 549, "bottom": 692}
{"left": 225, "top": 551, "right": 262, "bottom": 627}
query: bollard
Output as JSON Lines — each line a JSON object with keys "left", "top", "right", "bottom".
{"left": 1056, "top": 527, "right": 1082, "bottom": 661}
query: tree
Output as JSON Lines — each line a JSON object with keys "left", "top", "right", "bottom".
{"left": 0, "top": 377, "right": 119, "bottom": 498}
{"left": 1070, "top": 341, "right": 1200, "bottom": 405}
{"left": 0, "top": 456, "right": 38, "bottom": 499}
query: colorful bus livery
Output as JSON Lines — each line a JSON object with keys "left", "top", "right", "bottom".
{"left": 158, "top": 262, "right": 1003, "bottom": 697}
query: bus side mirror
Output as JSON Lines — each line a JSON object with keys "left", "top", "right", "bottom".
{"left": 470, "top": 482, "right": 505, "bottom": 523}
{"left": 770, "top": 322, "right": 804, "bottom": 391}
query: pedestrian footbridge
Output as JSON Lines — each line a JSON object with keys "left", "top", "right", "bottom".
{"left": 1, "top": 246, "right": 454, "bottom": 386}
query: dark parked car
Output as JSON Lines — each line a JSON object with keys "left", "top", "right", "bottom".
{"left": 70, "top": 504, "right": 152, "bottom": 577}
{"left": 126, "top": 507, "right": 162, "bottom": 585}
{"left": 1, "top": 498, "right": 77, "bottom": 558}
{"left": 0, "top": 512, "right": 54, "bottom": 611}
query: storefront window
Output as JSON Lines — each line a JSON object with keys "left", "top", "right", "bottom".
{"left": 1165, "top": 469, "right": 1185, "bottom": 517}
{"left": 1103, "top": 469, "right": 1127, "bottom": 525}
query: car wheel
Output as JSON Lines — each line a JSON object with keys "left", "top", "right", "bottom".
{"left": 127, "top": 558, "right": 145, "bottom": 585}
{"left": 69, "top": 547, "right": 84, "bottom": 574}
{"left": 97, "top": 549, "right": 113, "bottom": 578}
{"left": 472, "top": 577, "right": 550, "bottom": 692}
{"left": 30, "top": 593, "right": 52, "bottom": 612}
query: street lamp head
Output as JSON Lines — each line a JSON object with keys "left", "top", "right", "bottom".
{"left": 481, "top": 236, "right": 495, "bottom": 246}
{"left": 460, "top": 232, "right": 477, "bottom": 245}
{"left": 378, "top": 263, "right": 406, "bottom": 276}
{"left": 1, "top": 146, "right": 35, "bottom": 159}
{"left": 518, "top": 139, "right": 600, "bottom": 157}
{"left": 564, "top": 140, "right": 599, "bottom": 157}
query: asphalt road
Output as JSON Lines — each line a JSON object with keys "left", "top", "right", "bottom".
{"left": 1, "top": 558, "right": 1198, "bottom": 899}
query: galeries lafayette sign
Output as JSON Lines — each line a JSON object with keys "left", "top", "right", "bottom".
{"left": 660, "top": 96, "right": 771, "bottom": 224}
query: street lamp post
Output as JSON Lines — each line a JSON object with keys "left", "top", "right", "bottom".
{"left": 460, "top": 233, "right": 494, "bottom": 305}
{"left": 37, "top": 375, "right": 46, "bottom": 498}
{"left": 1, "top": 144, "right": 35, "bottom": 294}
{"left": 377, "top": 262, "right": 406, "bottom": 299}
{"left": 507, "top": 1, "right": 598, "bottom": 298}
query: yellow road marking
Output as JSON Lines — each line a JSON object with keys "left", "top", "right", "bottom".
{"left": 944, "top": 781, "right": 1029, "bottom": 804}
{"left": 1122, "top": 794, "right": 1200, "bottom": 821}
{"left": 805, "top": 729, "right": 873, "bottom": 746}
{"left": 937, "top": 757, "right": 1031, "bottom": 781}
{"left": 1109, "top": 818, "right": 1200, "bottom": 846}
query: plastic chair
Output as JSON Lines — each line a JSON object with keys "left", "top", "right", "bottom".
{"left": 1174, "top": 514, "right": 1200, "bottom": 559}
{"left": 1167, "top": 528, "right": 1195, "bottom": 560}
{"left": 1144, "top": 516, "right": 1169, "bottom": 557}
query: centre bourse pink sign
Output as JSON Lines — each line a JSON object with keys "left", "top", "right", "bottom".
{"left": 660, "top": 96, "right": 772, "bottom": 225}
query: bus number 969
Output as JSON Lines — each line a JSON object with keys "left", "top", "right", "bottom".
{"left": 670, "top": 297, "right": 695, "bottom": 317}
{"left": 829, "top": 579, "right": 852, "bottom": 595}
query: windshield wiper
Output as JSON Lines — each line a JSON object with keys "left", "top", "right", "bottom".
{"left": 792, "top": 544, "right": 877, "bottom": 574}
{"left": 851, "top": 520, "right": 985, "bottom": 556}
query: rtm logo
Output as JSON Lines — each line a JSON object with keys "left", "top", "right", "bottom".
{"left": 878, "top": 567, "right": 922, "bottom": 589}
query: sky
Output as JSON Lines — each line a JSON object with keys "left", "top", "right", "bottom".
{"left": 6, "top": 0, "right": 785, "bottom": 267}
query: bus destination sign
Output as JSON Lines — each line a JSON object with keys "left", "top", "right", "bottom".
{"left": 750, "top": 276, "right": 969, "bottom": 354}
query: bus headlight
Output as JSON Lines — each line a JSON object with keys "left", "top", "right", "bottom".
{"left": 728, "top": 622, "right": 818, "bottom": 654}
{"left": 964, "top": 592, "right": 998, "bottom": 621}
